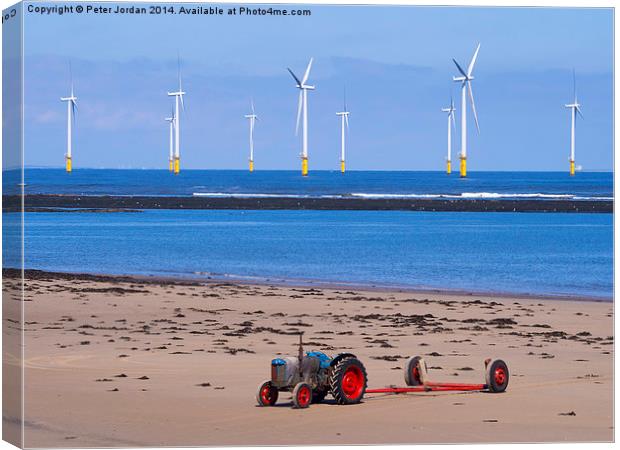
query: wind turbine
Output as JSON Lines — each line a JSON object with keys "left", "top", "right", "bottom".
{"left": 167, "top": 55, "right": 186, "bottom": 175}
{"left": 336, "top": 89, "right": 350, "bottom": 173}
{"left": 452, "top": 43, "right": 481, "bottom": 178}
{"left": 60, "top": 64, "right": 77, "bottom": 173}
{"left": 565, "top": 69, "right": 584, "bottom": 176}
{"left": 441, "top": 96, "right": 456, "bottom": 175}
{"left": 165, "top": 110, "right": 175, "bottom": 172}
{"left": 287, "top": 57, "right": 314, "bottom": 176}
{"left": 244, "top": 99, "right": 258, "bottom": 172}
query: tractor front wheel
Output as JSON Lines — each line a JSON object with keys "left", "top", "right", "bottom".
{"left": 256, "top": 380, "right": 278, "bottom": 406}
{"left": 292, "top": 382, "right": 312, "bottom": 409}
{"left": 330, "top": 357, "right": 367, "bottom": 405}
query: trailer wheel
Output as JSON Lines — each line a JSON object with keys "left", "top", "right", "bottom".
{"left": 485, "top": 359, "right": 509, "bottom": 393}
{"left": 404, "top": 356, "right": 426, "bottom": 386}
{"left": 256, "top": 380, "right": 278, "bottom": 406}
{"left": 292, "top": 382, "right": 312, "bottom": 409}
{"left": 330, "top": 357, "right": 367, "bottom": 405}
{"left": 312, "top": 388, "right": 328, "bottom": 404}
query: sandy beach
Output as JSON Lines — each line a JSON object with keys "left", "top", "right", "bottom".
{"left": 3, "top": 269, "right": 613, "bottom": 447}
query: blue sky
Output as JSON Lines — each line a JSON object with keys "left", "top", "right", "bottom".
{"left": 23, "top": 3, "right": 613, "bottom": 170}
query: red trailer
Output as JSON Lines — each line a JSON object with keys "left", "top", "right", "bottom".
{"left": 366, "top": 356, "right": 509, "bottom": 396}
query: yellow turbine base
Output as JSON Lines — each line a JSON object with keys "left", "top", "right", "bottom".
{"left": 341, "top": 160, "right": 345, "bottom": 173}
{"left": 460, "top": 157, "right": 467, "bottom": 178}
{"left": 249, "top": 160, "right": 254, "bottom": 172}
{"left": 65, "top": 157, "right": 72, "bottom": 173}
{"left": 446, "top": 160, "right": 451, "bottom": 175}
{"left": 570, "top": 160, "right": 575, "bottom": 176}
{"left": 169, "top": 160, "right": 173, "bottom": 171}
{"left": 302, "top": 157, "right": 308, "bottom": 176}
{"left": 174, "top": 157, "right": 180, "bottom": 175}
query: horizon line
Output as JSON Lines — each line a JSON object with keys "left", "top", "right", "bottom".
{"left": 15, "top": 166, "right": 614, "bottom": 173}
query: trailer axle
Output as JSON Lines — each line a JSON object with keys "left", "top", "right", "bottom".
{"left": 366, "top": 383, "right": 487, "bottom": 394}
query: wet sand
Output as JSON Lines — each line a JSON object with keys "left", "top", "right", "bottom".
{"left": 3, "top": 269, "right": 613, "bottom": 446}
{"left": 4, "top": 194, "right": 613, "bottom": 213}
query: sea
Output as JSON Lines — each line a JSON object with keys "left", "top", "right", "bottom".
{"left": 3, "top": 169, "right": 614, "bottom": 299}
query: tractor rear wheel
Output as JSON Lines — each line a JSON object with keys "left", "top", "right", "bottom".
{"left": 292, "top": 382, "right": 312, "bottom": 409}
{"left": 256, "top": 380, "right": 278, "bottom": 406}
{"left": 404, "top": 356, "right": 426, "bottom": 386}
{"left": 485, "top": 359, "right": 509, "bottom": 393}
{"left": 330, "top": 357, "right": 367, "bottom": 405}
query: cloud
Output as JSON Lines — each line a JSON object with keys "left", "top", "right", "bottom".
{"left": 30, "top": 108, "right": 63, "bottom": 124}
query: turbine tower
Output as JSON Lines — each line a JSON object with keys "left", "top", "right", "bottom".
{"left": 287, "top": 58, "right": 315, "bottom": 176}
{"left": 452, "top": 43, "right": 481, "bottom": 178}
{"left": 336, "top": 90, "right": 350, "bottom": 173}
{"left": 565, "top": 70, "right": 584, "bottom": 176}
{"left": 244, "top": 99, "right": 258, "bottom": 172}
{"left": 60, "top": 65, "right": 77, "bottom": 173}
{"left": 167, "top": 56, "right": 185, "bottom": 175}
{"left": 441, "top": 96, "right": 456, "bottom": 175}
{"left": 165, "top": 111, "right": 175, "bottom": 172}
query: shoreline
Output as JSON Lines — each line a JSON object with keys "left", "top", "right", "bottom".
{"left": 4, "top": 268, "right": 612, "bottom": 303}
{"left": 3, "top": 194, "right": 613, "bottom": 213}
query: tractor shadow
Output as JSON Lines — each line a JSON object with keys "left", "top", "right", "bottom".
{"left": 255, "top": 398, "right": 359, "bottom": 409}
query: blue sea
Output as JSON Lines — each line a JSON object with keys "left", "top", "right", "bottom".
{"left": 19, "top": 169, "right": 613, "bottom": 200}
{"left": 3, "top": 169, "right": 614, "bottom": 299}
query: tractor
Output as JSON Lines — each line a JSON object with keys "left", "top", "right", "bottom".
{"left": 256, "top": 334, "right": 509, "bottom": 409}
{"left": 256, "top": 334, "right": 367, "bottom": 408}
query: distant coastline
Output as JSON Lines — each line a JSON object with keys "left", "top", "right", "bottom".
{"left": 4, "top": 194, "right": 613, "bottom": 213}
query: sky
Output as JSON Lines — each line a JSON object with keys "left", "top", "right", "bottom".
{"left": 21, "top": 3, "right": 613, "bottom": 171}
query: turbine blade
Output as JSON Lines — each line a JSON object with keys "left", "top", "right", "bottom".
{"left": 69, "top": 61, "right": 74, "bottom": 96}
{"left": 453, "top": 58, "right": 467, "bottom": 77}
{"left": 177, "top": 52, "right": 182, "bottom": 91}
{"left": 287, "top": 68, "right": 302, "bottom": 86}
{"left": 467, "top": 43, "right": 481, "bottom": 77}
{"left": 451, "top": 111, "right": 456, "bottom": 131}
{"left": 251, "top": 98, "right": 255, "bottom": 115}
{"left": 345, "top": 114, "right": 349, "bottom": 130}
{"left": 344, "top": 86, "right": 347, "bottom": 111}
{"left": 301, "top": 57, "right": 313, "bottom": 85}
{"left": 467, "top": 82, "right": 480, "bottom": 134}
{"left": 576, "top": 106, "right": 584, "bottom": 119}
{"left": 573, "top": 68, "right": 576, "bottom": 102}
{"left": 180, "top": 93, "right": 185, "bottom": 112}
{"left": 295, "top": 90, "right": 303, "bottom": 136}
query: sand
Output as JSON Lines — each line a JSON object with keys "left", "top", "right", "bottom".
{"left": 2, "top": 270, "right": 614, "bottom": 447}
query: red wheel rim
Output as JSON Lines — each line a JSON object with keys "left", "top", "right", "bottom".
{"left": 297, "top": 386, "right": 311, "bottom": 407}
{"left": 260, "top": 385, "right": 273, "bottom": 404}
{"left": 342, "top": 366, "right": 364, "bottom": 399}
{"left": 412, "top": 366, "right": 420, "bottom": 383}
{"left": 494, "top": 367, "right": 506, "bottom": 385}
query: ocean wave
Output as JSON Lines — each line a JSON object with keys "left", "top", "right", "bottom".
{"left": 350, "top": 193, "right": 444, "bottom": 199}
{"left": 460, "top": 192, "right": 573, "bottom": 199}
{"left": 352, "top": 192, "right": 612, "bottom": 201}
{"left": 193, "top": 192, "right": 315, "bottom": 199}
{"left": 193, "top": 191, "right": 612, "bottom": 201}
